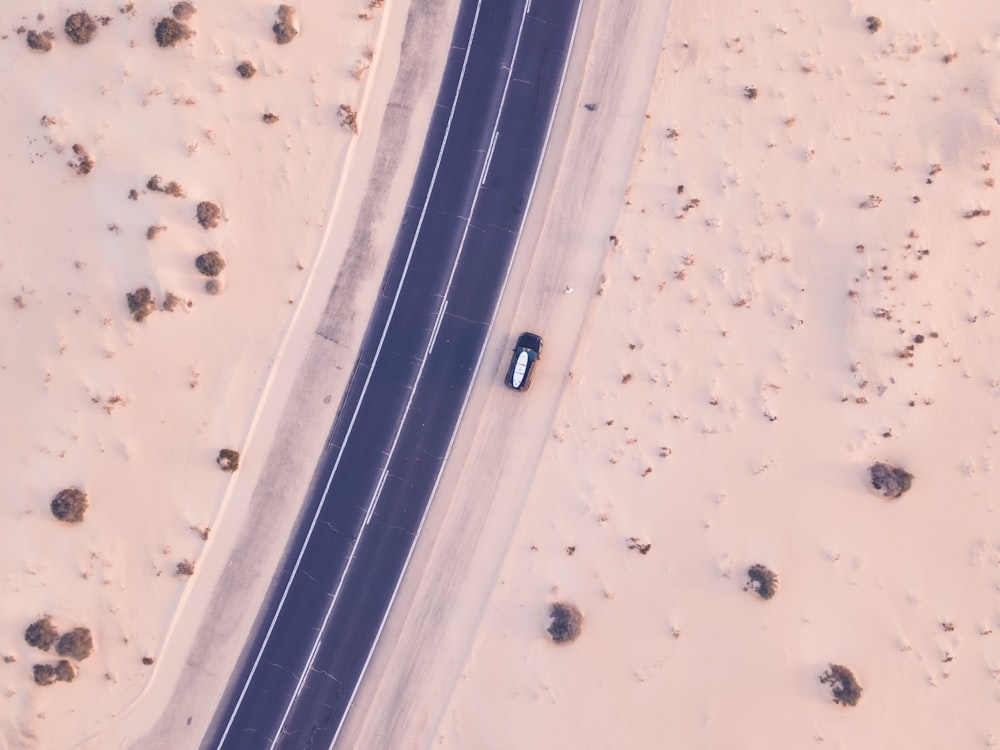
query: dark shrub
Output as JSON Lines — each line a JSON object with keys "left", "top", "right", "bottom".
{"left": 205, "top": 278, "right": 223, "bottom": 295}
{"left": 172, "top": 2, "right": 197, "bottom": 20}
{"left": 217, "top": 448, "right": 240, "bottom": 472}
{"left": 195, "top": 251, "right": 226, "bottom": 276}
{"left": 626, "top": 537, "right": 652, "bottom": 555}
{"left": 25, "top": 617, "right": 59, "bottom": 651}
{"left": 866, "top": 16, "right": 883, "bottom": 33}
{"left": 55, "top": 659, "right": 77, "bottom": 682}
{"left": 65, "top": 12, "right": 97, "bottom": 44}
{"left": 68, "top": 144, "right": 95, "bottom": 175}
{"left": 746, "top": 564, "right": 778, "bottom": 599}
{"left": 236, "top": 60, "right": 257, "bottom": 78}
{"left": 196, "top": 201, "right": 222, "bottom": 229}
{"left": 162, "top": 291, "right": 185, "bottom": 311}
{"left": 820, "top": 664, "right": 863, "bottom": 706}
{"left": 33, "top": 663, "right": 58, "bottom": 686}
{"left": 126, "top": 287, "right": 156, "bottom": 322}
{"left": 142, "top": 656, "right": 154, "bottom": 665}
{"left": 146, "top": 224, "right": 167, "bottom": 240}
{"left": 155, "top": 17, "right": 194, "bottom": 47}
{"left": 547, "top": 601, "right": 583, "bottom": 644}
{"left": 869, "top": 462, "right": 913, "bottom": 499}
{"left": 176, "top": 560, "right": 195, "bottom": 576}
{"left": 337, "top": 104, "right": 358, "bottom": 134}
{"left": 263, "top": 112, "right": 279, "bottom": 124}
{"left": 27, "top": 29, "right": 55, "bottom": 51}
{"left": 51, "top": 487, "right": 88, "bottom": 523}
{"left": 273, "top": 5, "right": 298, "bottom": 44}
{"left": 56, "top": 627, "right": 94, "bottom": 661}
{"left": 147, "top": 175, "right": 185, "bottom": 197}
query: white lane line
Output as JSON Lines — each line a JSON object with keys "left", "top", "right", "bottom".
{"left": 328, "top": 0, "right": 579, "bottom": 747}
{"left": 479, "top": 130, "right": 499, "bottom": 186}
{"left": 366, "top": 469, "right": 389, "bottom": 525}
{"left": 213, "top": 3, "right": 486, "bottom": 748}
{"left": 427, "top": 299, "right": 449, "bottom": 355}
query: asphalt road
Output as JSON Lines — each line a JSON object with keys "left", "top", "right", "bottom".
{"left": 205, "top": 1, "right": 581, "bottom": 747}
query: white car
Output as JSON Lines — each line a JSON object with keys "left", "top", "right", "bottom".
{"left": 505, "top": 332, "right": 543, "bottom": 391}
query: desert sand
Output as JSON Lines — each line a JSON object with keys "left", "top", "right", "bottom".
{"left": 4, "top": 0, "right": 1000, "bottom": 748}
{"left": 0, "top": 1, "right": 412, "bottom": 747}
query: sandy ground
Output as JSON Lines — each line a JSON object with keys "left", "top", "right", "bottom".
{"left": 0, "top": 1, "right": 413, "bottom": 747}
{"left": 344, "top": 0, "right": 1000, "bottom": 749}
{"left": 5, "top": 0, "right": 1000, "bottom": 748}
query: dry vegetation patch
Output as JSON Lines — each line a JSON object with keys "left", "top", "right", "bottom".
{"left": 68, "top": 144, "right": 95, "bottom": 175}
{"left": 216, "top": 448, "right": 240, "bottom": 471}
{"left": 820, "top": 664, "right": 863, "bottom": 706}
{"left": 51, "top": 487, "right": 89, "bottom": 524}
{"left": 172, "top": 1, "right": 197, "bottom": 20}
{"left": 126, "top": 287, "right": 157, "bottom": 322}
{"left": 146, "top": 224, "right": 167, "bottom": 240}
{"left": 155, "top": 17, "right": 195, "bottom": 48}
{"left": 147, "top": 175, "right": 185, "bottom": 197}
{"left": 27, "top": 29, "right": 55, "bottom": 52}
{"left": 745, "top": 564, "right": 778, "bottom": 599}
{"left": 195, "top": 250, "right": 226, "bottom": 276}
{"left": 24, "top": 617, "right": 59, "bottom": 651}
{"left": 236, "top": 60, "right": 257, "bottom": 79}
{"left": 868, "top": 462, "right": 913, "bottom": 499}
{"left": 176, "top": 560, "right": 195, "bottom": 576}
{"left": 65, "top": 12, "right": 97, "bottom": 44}
{"left": 196, "top": 201, "right": 222, "bottom": 229}
{"left": 273, "top": 5, "right": 299, "bottom": 44}
{"left": 547, "top": 601, "right": 583, "bottom": 644}
{"left": 56, "top": 627, "right": 94, "bottom": 661}
{"left": 337, "top": 104, "right": 358, "bottom": 134}
{"left": 263, "top": 112, "right": 279, "bottom": 124}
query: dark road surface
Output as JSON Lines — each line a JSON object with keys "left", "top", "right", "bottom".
{"left": 206, "top": 1, "right": 581, "bottom": 747}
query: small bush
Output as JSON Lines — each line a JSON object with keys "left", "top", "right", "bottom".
{"left": 547, "top": 601, "right": 583, "bottom": 644}
{"left": 869, "top": 462, "right": 913, "bottom": 499}
{"left": 236, "top": 60, "right": 257, "bottom": 79}
{"left": 55, "top": 659, "right": 77, "bottom": 682}
{"left": 56, "top": 627, "right": 94, "bottom": 661}
{"left": 25, "top": 617, "right": 59, "bottom": 651}
{"left": 126, "top": 287, "right": 157, "bottom": 322}
{"left": 273, "top": 5, "right": 298, "bottom": 44}
{"left": 27, "top": 29, "right": 55, "bottom": 51}
{"left": 820, "top": 664, "right": 863, "bottom": 706}
{"left": 172, "top": 2, "right": 197, "bottom": 20}
{"left": 866, "top": 16, "right": 883, "bottom": 33}
{"left": 263, "top": 112, "right": 279, "bottom": 124}
{"left": 68, "top": 144, "right": 95, "bottom": 175}
{"left": 195, "top": 201, "right": 222, "bottom": 229}
{"left": 51, "top": 487, "right": 88, "bottom": 524}
{"left": 195, "top": 250, "right": 226, "bottom": 277}
{"left": 205, "top": 278, "right": 223, "bottom": 295}
{"left": 217, "top": 448, "right": 240, "bottom": 472}
{"left": 338, "top": 104, "right": 358, "bottom": 134}
{"left": 746, "top": 564, "right": 778, "bottom": 599}
{"left": 176, "top": 560, "right": 195, "bottom": 576}
{"left": 146, "top": 224, "right": 167, "bottom": 240}
{"left": 626, "top": 537, "right": 652, "bottom": 555}
{"left": 147, "top": 175, "right": 185, "bottom": 197}
{"left": 65, "top": 12, "right": 97, "bottom": 44}
{"left": 33, "top": 663, "right": 59, "bottom": 686}
{"left": 155, "top": 17, "right": 194, "bottom": 47}
{"left": 162, "top": 291, "right": 185, "bottom": 311}
{"left": 743, "top": 85, "right": 758, "bottom": 100}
